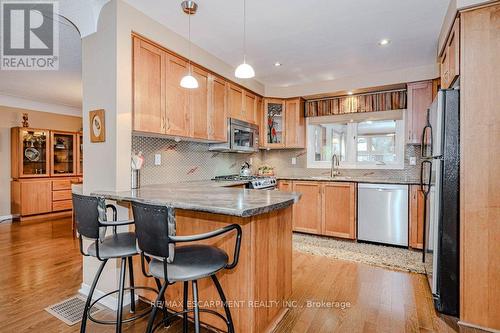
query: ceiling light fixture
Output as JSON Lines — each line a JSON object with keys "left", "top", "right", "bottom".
{"left": 378, "top": 38, "right": 391, "bottom": 46}
{"left": 235, "top": 0, "right": 255, "bottom": 79}
{"left": 180, "top": 1, "right": 199, "bottom": 89}
{"left": 274, "top": 62, "right": 282, "bottom": 67}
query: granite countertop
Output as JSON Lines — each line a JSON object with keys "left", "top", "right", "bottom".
{"left": 92, "top": 183, "right": 301, "bottom": 218}
{"left": 275, "top": 175, "right": 420, "bottom": 185}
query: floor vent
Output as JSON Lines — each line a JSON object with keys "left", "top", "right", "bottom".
{"left": 45, "top": 295, "right": 104, "bottom": 326}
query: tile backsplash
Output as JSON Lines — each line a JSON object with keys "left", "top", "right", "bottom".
{"left": 132, "top": 136, "right": 261, "bottom": 185}
{"left": 132, "top": 135, "right": 421, "bottom": 185}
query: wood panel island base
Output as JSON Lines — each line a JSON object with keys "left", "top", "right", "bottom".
{"left": 94, "top": 183, "right": 299, "bottom": 333}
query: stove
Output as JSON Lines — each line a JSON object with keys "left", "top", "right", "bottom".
{"left": 213, "top": 175, "right": 277, "bottom": 190}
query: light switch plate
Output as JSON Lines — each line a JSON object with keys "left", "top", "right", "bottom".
{"left": 291, "top": 157, "right": 297, "bottom": 165}
{"left": 154, "top": 154, "right": 162, "bottom": 166}
{"left": 409, "top": 156, "right": 417, "bottom": 165}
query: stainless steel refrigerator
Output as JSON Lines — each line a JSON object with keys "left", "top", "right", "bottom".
{"left": 420, "top": 89, "right": 460, "bottom": 316}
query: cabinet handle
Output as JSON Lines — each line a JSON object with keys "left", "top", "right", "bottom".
{"left": 166, "top": 117, "right": 171, "bottom": 131}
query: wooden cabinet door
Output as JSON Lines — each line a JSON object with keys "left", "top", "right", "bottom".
{"left": 244, "top": 90, "right": 257, "bottom": 124}
{"left": 278, "top": 180, "right": 292, "bottom": 192}
{"left": 228, "top": 84, "right": 244, "bottom": 121}
{"left": 11, "top": 127, "right": 51, "bottom": 178}
{"left": 440, "top": 49, "right": 449, "bottom": 89}
{"left": 409, "top": 185, "right": 425, "bottom": 249}
{"left": 321, "top": 182, "right": 356, "bottom": 239}
{"left": 406, "top": 80, "right": 433, "bottom": 144}
{"left": 20, "top": 180, "right": 52, "bottom": 215}
{"left": 51, "top": 131, "right": 77, "bottom": 177}
{"left": 209, "top": 75, "right": 228, "bottom": 142}
{"left": 292, "top": 181, "right": 322, "bottom": 234}
{"left": 256, "top": 96, "right": 265, "bottom": 148}
{"left": 285, "top": 98, "right": 305, "bottom": 148}
{"left": 133, "top": 37, "right": 165, "bottom": 134}
{"left": 447, "top": 17, "right": 460, "bottom": 87}
{"left": 190, "top": 66, "right": 209, "bottom": 139}
{"left": 165, "top": 54, "right": 190, "bottom": 137}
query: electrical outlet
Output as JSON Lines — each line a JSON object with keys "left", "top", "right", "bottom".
{"left": 409, "top": 156, "right": 417, "bottom": 165}
{"left": 291, "top": 157, "right": 297, "bottom": 165}
{"left": 154, "top": 154, "right": 162, "bottom": 166}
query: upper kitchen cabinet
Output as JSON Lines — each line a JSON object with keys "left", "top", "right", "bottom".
{"left": 50, "top": 131, "right": 76, "bottom": 177}
{"left": 440, "top": 17, "right": 460, "bottom": 89}
{"left": 285, "top": 98, "right": 305, "bottom": 148}
{"left": 208, "top": 75, "right": 228, "bottom": 142}
{"left": 132, "top": 36, "right": 166, "bottom": 134}
{"left": 165, "top": 54, "right": 190, "bottom": 137}
{"left": 228, "top": 83, "right": 244, "bottom": 121}
{"left": 11, "top": 127, "right": 50, "bottom": 178}
{"left": 406, "top": 80, "right": 433, "bottom": 144}
{"left": 244, "top": 90, "right": 257, "bottom": 124}
{"left": 189, "top": 66, "right": 209, "bottom": 139}
{"left": 263, "top": 98, "right": 286, "bottom": 148}
{"left": 256, "top": 96, "right": 265, "bottom": 148}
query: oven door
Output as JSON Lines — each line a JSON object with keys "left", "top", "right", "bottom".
{"left": 230, "top": 119, "right": 258, "bottom": 153}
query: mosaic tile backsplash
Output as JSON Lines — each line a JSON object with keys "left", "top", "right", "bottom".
{"left": 133, "top": 135, "right": 422, "bottom": 185}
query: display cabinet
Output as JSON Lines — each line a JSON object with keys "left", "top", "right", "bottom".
{"left": 11, "top": 128, "right": 51, "bottom": 178}
{"left": 50, "top": 131, "right": 76, "bottom": 177}
{"left": 263, "top": 98, "right": 286, "bottom": 148}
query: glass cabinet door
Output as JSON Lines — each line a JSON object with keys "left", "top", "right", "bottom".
{"left": 265, "top": 99, "right": 285, "bottom": 146}
{"left": 20, "top": 129, "right": 50, "bottom": 177}
{"left": 51, "top": 132, "right": 76, "bottom": 176}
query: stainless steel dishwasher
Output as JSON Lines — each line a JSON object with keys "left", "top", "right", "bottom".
{"left": 357, "top": 183, "right": 409, "bottom": 246}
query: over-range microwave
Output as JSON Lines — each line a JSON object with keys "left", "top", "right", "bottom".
{"left": 209, "top": 118, "right": 259, "bottom": 153}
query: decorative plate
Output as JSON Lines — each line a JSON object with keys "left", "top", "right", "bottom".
{"left": 25, "top": 147, "right": 40, "bottom": 162}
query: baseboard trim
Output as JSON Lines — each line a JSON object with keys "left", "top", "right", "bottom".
{"left": 458, "top": 320, "right": 500, "bottom": 333}
{"left": 79, "top": 283, "right": 138, "bottom": 311}
{"left": 0, "top": 214, "right": 18, "bottom": 222}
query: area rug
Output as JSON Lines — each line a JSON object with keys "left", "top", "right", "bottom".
{"left": 293, "top": 233, "right": 425, "bottom": 274}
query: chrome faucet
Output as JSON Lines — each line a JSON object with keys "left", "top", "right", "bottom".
{"left": 331, "top": 153, "right": 340, "bottom": 177}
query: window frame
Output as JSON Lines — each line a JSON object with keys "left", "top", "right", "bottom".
{"left": 306, "top": 111, "right": 406, "bottom": 170}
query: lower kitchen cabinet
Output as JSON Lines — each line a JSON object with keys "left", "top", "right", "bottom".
{"left": 289, "top": 180, "right": 357, "bottom": 239}
{"left": 11, "top": 180, "right": 52, "bottom": 216}
{"left": 322, "top": 182, "right": 357, "bottom": 239}
{"left": 409, "top": 185, "right": 425, "bottom": 249}
{"left": 292, "top": 181, "right": 322, "bottom": 234}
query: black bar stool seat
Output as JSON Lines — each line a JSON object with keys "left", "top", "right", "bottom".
{"left": 87, "top": 232, "right": 138, "bottom": 259}
{"left": 149, "top": 244, "right": 229, "bottom": 282}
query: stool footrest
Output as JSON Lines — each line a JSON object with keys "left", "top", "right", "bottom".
{"left": 152, "top": 307, "right": 231, "bottom": 333}
{"left": 87, "top": 286, "right": 158, "bottom": 325}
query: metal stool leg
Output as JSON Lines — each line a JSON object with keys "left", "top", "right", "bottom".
{"left": 183, "top": 281, "right": 189, "bottom": 333}
{"left": 81, "top": 259, "right": 108, "bottom": 333}
{"left": 211, "top": 275, "right": 235, "bottom": 333}
{"left": 127, "top": 256, "right": 136, "bottom": 313}
{"left": 153, "top": 278, "right": 169, "bottom": 327}
{"left": 192, "top": 280, "right": 200, "bottom": 333}
{"left": 146, "top": 281, "right": 168, "bottom": 333}
{"left": 116, "top": 257, "right": 127, "bottom": 333}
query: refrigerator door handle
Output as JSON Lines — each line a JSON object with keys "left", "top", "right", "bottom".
{"left": 420, "top": 160, "right": 432, "bottom": 196}
{"left": 421, "top": 108, "right": 433, "bottom": 158}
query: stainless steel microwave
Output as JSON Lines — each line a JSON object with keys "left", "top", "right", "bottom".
{"left": 209, "top": 118, "right": 259, "bottom": 153}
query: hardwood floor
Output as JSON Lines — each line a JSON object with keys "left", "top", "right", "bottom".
{"left": 0, "top": 218, "right": 482, "bottom": 333}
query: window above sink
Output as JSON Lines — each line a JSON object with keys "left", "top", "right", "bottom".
{"left": 306, "top": 110, "right": 405, "bottom": 169}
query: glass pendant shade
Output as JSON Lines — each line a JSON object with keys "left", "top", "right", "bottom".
{"left": 235, "top": 62, "right": 255, "bottom": 79}
{"left": 180, "top": 74, "right": 199, "bottom": 89}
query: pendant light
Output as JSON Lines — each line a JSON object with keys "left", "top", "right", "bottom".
{"left": 180, "top": 1, "right": 198, "bottom": 89}
{"left": 235, "top": 0, "right": 255, "bottom": 79}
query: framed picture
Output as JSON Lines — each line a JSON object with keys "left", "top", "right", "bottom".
{"left": 89, "top": 109, "right": 105, "bottom": 143}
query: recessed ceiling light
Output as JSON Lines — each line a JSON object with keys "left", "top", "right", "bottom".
{"left": 274, "top": 62, "right": 282, "bottom": 67}
{"left": 378, "top": 39, "right": 391, "bottom": 46}
{"left": 347, "top": 91, "right": 353, "bottom": 95}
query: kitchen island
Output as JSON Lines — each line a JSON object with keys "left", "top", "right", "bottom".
{"left": 93, "top": 183, "right": 300, "bottom": 333}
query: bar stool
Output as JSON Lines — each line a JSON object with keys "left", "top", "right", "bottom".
{"left": 131, "top": 201, "right": 242, "bottom": 333}
{"left": 72, "top": 194, "right": 161, "bottom": 333}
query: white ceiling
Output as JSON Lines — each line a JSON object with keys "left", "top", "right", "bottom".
{"left": 124, "top": 0, "right": 450, "bottom": 88}
{"left": 0, "top": 16, "right": 82, "bottom": 109}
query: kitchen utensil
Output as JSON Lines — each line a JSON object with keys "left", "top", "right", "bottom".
{"left": 239, "top": 162, "right": 252, "bottom": 176}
